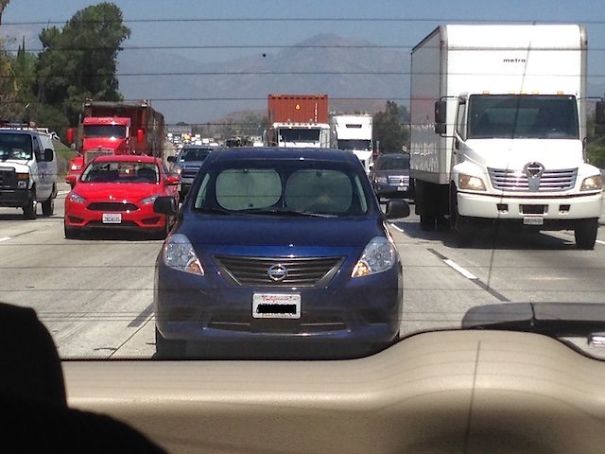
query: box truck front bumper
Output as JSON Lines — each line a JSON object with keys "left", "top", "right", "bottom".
{"left": 457, "top": 191, "right": 603, "bottom": 223}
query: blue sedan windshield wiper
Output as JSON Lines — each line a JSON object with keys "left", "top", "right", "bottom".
{"left": 237, "top": 208, "right": 336, "bottom": 218}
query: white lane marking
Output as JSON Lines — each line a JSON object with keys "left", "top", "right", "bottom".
{"left": 57, "top": 191, "right": 69, "bottom": 195}
{"left": 0, "top": 237, "right": 10, "bottom": 242}
{"left": 597, "top": 240, "right": 605, "bottom": 246}
{"left": 443, "top": 259, "right": 478, "bottom": 280}
{"left": 389, "top": 224, "right": 404, "bottom": 233}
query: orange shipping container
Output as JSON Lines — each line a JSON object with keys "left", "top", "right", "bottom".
{"left": 268, "top": 94, "right": 329, "bottom": 124}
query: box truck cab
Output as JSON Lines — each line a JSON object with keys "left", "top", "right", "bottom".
{"left": 331, "top": 114, "right": 374, "bottom": 173}
{"left": 410, "top": 24, "right": 604, "bottom": 249}
{"left": 0, "top": 127, "right": 57, "bottom": 219}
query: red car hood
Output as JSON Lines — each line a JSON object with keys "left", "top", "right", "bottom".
{"left": 73, "top": 182, "right": 162, "bottom": 201}
{"left": 82, "top": 137, "right": 126, "bottom": 152}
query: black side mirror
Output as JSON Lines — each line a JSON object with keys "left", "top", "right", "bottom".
{"left": 44, "top": 148, "right": 54, "bottom": 162}
{"left": 596, "top": 100, "right": 605, "bottom": 126}
{"left": 167, "top": 156, "right": 176, "bottom": 163}
{"left": 385, "top": 199, "right": 410, "bottom": 220}
{"left": 154, "top": 196, "right": 178, "bottom": 216}
{"left": 434, "top": 100, "right": 447, "bottom": 135}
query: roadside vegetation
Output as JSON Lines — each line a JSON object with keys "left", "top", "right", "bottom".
{"left": 0, "top": 1, "right": 129, "bottom": 140}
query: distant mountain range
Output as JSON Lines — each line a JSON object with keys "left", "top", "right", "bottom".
{"left": 3, "top": 28, "right": 605, "bottom": 124}
{"left": 116, "top": 34, "right": 410, "bottom": 124}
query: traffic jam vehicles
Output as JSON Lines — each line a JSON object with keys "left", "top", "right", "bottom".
{"left": 64, "top": 155, "right": 179, "bottom": 239}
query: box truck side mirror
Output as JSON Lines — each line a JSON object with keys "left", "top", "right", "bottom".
{"left": 434, "top": 101, "right": 447, "bottom": 135}
{"left": 596, "top": 100, "right": 605, "bottom": 125}
{"left": 137, "top": 128, "right": 145, "bottom": 144}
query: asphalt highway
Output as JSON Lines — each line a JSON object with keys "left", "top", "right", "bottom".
{"left": 1, "top": 185, "right": 604, "bottom": 359}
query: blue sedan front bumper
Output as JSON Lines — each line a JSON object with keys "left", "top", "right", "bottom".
{"left": 154, "top": 251, "right": 402, "bottom": 359}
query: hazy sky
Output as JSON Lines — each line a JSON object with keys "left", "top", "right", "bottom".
{"left": 4, "top": 0, "right": 605, "bottom": 62}
{"left": 3, "top": 0, "right": 605, "bottom": 121}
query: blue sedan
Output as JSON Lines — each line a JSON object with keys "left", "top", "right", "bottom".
{"left": 153, "top": 148, "right": 409, "bottom": 359}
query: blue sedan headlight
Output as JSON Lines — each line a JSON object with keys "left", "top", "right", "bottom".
{"left": 163, "top": 234, "right": 204, "bottom": 276}
{"left": 351, "top": 236, "right": 397, "bottom": 278}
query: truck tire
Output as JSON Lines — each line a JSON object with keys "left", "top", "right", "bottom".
{"left": 574, "top": 219, "right": 598, "bottom": 250}
{"left": 155, "top": 327, "right": 186, "bottom": 359}
{"left": 41, "top": 196, "right": 55, "bottom": 217}
{"left": 450, "top": 186, "right": 474, "bottom": 246}
{"left": 23, "top": 190, "right": 37, "bottom": 220}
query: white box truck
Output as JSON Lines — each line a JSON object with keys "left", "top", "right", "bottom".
{"left": 410, "top": 24, "right": 605, "bottom": 249}
{"left": 330, "top": 114, "right": 374, "bottom": 173}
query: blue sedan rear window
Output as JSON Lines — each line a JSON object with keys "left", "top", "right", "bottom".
{"left": 195, "top": 163, "right": 370, "bottom": 216}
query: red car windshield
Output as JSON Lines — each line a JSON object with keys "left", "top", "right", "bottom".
{"left": 81, "top": 161, "right": 159, "bottom": 184}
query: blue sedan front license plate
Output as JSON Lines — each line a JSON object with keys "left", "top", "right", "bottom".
{"left": 252, "top": 293, "right": 301, "bottom": 319}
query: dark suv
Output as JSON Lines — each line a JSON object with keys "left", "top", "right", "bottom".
{"left": 168, "top": 146, "right": 214, "bottom": 197}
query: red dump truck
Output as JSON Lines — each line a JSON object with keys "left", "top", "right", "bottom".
{"left": 264, "top": 94, "right": 330, "bottom": 148}
{"left": 66, "top": 100, "right": 165, "bottom": 179}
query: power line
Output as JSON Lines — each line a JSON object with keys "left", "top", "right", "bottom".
{"left": 4, "top": 17, "right": 605, "bottom": 26}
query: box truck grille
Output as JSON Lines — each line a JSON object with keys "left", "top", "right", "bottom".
{"left": 215, "top": 256, "right": 342, "bottom": 287}
{"left": 488, "top": 168, "right": 577, "bottom": 192}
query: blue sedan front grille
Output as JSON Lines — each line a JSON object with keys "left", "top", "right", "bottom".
{"left": 215, "top": 255, "right": 343, "bottom": 287}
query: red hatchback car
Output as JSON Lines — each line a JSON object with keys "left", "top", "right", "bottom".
{"left": 64, "top": 155, "right": 179, "bottom": 239}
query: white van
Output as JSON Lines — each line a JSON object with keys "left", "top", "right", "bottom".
{"left": 0, "top": 128, "right": 58, "bottom": 219}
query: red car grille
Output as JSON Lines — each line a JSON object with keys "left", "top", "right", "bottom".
{"left": 87, "top": 202, "right": 139, "bottom": 212}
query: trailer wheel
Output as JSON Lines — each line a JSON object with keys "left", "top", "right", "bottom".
{"left": 574, "top": 219, "right": 598, "bottom": 250}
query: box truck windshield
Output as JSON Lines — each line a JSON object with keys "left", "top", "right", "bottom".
{"left": 467, "top": 95, "right": 579, "bottom": 140}
{"left": 337, "top": 139, "right": 372, "bottom": 151}
{"left": 83, "top": 125, "right": 127, "bottom": 139}
{"left": 279, "top": 128, "right": 320, "bottom": 143}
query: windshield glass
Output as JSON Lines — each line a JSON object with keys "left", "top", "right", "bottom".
{"left": 194, "top": 162, "right": 369, "bottom": 216}
{"left": 0, "top": 134, "right": 32, "bottom": 160}
{"left": 81, "top": 161, "right": 159, "bottom": 183}
{"left": 83, "top": 125, "right": 127, "bottom": 139}
{"left": 467, "top": 95, "right": 579, "bottom": 139}
{"left": 337, "top": 139, "right": 371, "bottom": 151}
{"left": 179, "top": 148, "right": 211, "bottom": 162}
{"left": 0, "top": 2, "right": 604, "bottom": 370}
{"left": 279, "top": 128, "right": 320, "bottom": 143}
{"left": 375, "top": 155, "right": 410, "bottom": 170}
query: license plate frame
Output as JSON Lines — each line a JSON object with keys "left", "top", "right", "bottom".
{"left": 102, "top": 213, "right": 122, "bottom": 224}
{"left": 252, "top": 293, "right": 301, "bottom": 319}
{"left": 523, "top": 216, "right": 544, "bottom": 226}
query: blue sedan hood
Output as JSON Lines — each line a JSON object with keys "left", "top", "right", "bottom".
{"left": 177, "top": 214, "right": 384, "bottom": 247}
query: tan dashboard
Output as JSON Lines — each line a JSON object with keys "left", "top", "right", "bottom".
{"left": 63, "top": 330, "right": 605, "bottom": 453}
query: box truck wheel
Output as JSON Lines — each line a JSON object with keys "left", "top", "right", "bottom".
{"left": 449, "top": 186, "right": 474, "bottom": 246}
{"left": 574, "top": 219, "right": 598, "bottom": 250}
{"left": 23, "top": 189, "right": 37, "bottom": 220}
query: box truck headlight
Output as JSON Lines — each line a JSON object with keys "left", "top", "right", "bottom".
{"left": 581, "top": 175, "right": 603, "bottom": 191}
{"left": 458, "top": 174, "right": 486, "bottom": 191}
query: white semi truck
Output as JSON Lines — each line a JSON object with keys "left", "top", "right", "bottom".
{"left": 330, "top": 114, "right": 374, "bottom": 173}
{"left": 410, "top": 24, "right": 605, "bottom": 249}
